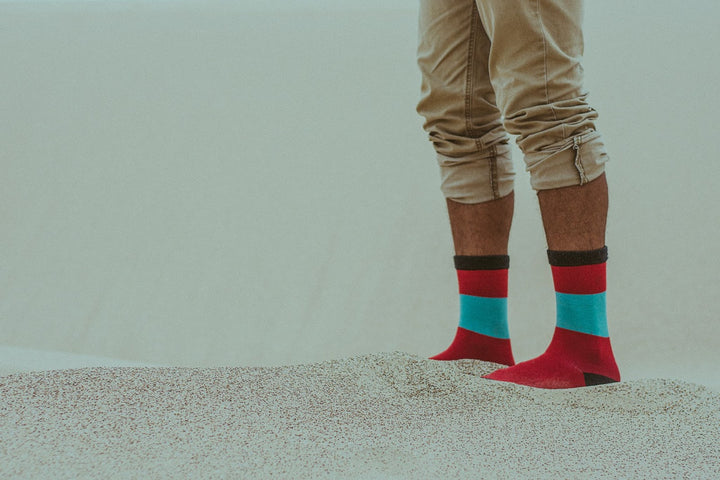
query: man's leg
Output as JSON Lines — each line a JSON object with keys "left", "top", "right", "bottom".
{"left": 416, "top": 0, "right": 516, "bottom": 364}
{"left": 538, "top": 173, "right": 607, "bottom": 252}
{"left": 473, "top": 0, "right": 619, "bottom": 387}
{"left": 429, "top": 194, "right": 516, "bottom": 364}
{"left": 447, "top": 193, "right": 514, "bottom": 257}
{"left": 484, "top": 173, "right": 619, "bottom": 388}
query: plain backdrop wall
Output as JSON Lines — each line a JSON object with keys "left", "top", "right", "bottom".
{"left": 1, "top": 1, "right": 719, "bottom": 389}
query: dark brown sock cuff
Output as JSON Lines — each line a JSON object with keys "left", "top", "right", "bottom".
{"left": 547, "top": 246, "right": 608, "bottom": 267}
{"left": 454, "top": 255, "right": 510, "bottom": 270}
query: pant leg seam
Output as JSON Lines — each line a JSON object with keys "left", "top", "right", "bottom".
{"left": 465, "top": 4, "right": 480, "bottom": 152}
{"left": 466, "top": 2, "right": 504, "bottom": 199}
{"left": 490, "top": 144, "right": 499, "bottom": 199}
{"left": 535, "top": 0, "right": 558, "bottom": 129}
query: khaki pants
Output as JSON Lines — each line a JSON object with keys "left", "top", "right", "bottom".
{"left": 416, "top": 0, "right": 609, "bottom": 203}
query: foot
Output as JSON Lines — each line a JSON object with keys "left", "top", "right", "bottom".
{"left": 430, "top": 326, "right": 515, "bottom": 366}
{"left": 482, "top": 327, "right": 619, "bottom": 388}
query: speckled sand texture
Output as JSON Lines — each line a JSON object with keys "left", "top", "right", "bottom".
{"left": 1, "top": 351, "right": 719, "bottom": 479}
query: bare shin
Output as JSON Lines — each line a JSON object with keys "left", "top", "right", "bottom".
{"left": 537, "top": 173, "right": 608, "bottom": 251}
{"left": 446, "top": 191, "right": 514, "bottom": 256}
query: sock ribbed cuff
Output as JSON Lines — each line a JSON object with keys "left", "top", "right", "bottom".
{"left": 454, "top": 255, "right": 509, "bottom": 270}
{"left": 547, "top": 246, "right": 607, "bottom": 267}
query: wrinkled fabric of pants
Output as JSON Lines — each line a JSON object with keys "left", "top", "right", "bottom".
{"left": 416, "top": 0, "right": 609, "bottom": 203}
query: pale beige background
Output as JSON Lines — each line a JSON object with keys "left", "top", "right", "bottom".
{"left": 1, "top": 0, "right": 718, "bottom": 391}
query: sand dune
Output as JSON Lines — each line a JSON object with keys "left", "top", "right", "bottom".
{"left": 2, "top": 351, "right": 718, "bottom": 479}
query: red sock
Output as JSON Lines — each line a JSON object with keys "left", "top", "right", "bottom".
{"left": 483, "top": 247, "right": 619, "bottom": 388}
{"left": 430, "top": 255, "right": 515, "bottom": 366}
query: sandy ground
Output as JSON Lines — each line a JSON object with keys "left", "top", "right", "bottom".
{"left": 2, "top": 352, "right": 719, "bottom": 479}
{"left": 1, "top": 1, "right": 719, "bottom": 477}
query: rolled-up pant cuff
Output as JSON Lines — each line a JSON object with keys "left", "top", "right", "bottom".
{"left": 525, "top": 130, "right": 609, "bottom": 191}
{"left": 438, "top": 143, "right": 515, "bottom": 204}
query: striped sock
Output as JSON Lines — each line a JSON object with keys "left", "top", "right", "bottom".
{"left": 429, "top": 255, "right": 515, "bottom": 366}
{"left": 483, "top": 246, "right": 620, "bottom": 388}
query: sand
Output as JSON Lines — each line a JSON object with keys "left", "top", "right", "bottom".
{"left": 2, "top": 351, "right": 719, "bottom": 479}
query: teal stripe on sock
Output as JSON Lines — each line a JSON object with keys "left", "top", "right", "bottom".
{"left": 458, "top": 294, "right": 509, "bottom": 339}
{"left": 556, "top": 292, "right": 608, "bottom": 337}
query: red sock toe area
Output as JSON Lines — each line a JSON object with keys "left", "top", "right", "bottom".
{"left": 482, "top": 327, "right": 619, "bottom": 389}
{"left": 430, "top": 327, "right": 515, "bottom": 366}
